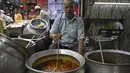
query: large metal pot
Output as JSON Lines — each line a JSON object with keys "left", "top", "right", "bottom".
{"left": 23, "top": 18, "right": 49, "bottom": 34}
{"left": 0, "top": 33, "right": 30, "bottom": 58}
{"left": 18, "top": 34, "right": 47, "bottom": 52}
{"left": 12, "top": 38, "right": 35, "bottom": 55}
{"left": 84, "top": 49, "right": 130, "bottom": 73}
{"left": 0, "top": 33, "right": 29, "bottom": 73}
{"left": 25, "top": 49, "right": 86, "bottom": 73}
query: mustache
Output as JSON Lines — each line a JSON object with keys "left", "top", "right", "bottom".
{"left": 66, "top": 12, "right": 74, "bottom": 16}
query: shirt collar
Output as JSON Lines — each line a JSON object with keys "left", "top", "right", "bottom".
{"left": 61, "top": 13, "right": 77, "bottom": 20}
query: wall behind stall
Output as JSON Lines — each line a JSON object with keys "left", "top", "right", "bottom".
{"left": 83, "top": 0, "right": 130, "bottom": 51}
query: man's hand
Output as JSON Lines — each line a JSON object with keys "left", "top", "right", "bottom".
{"left": 53, "top": 33, "right": 62, "bottom": 39}
{"left": 78, "top": 39, "right": 84, "bottom": 55}
{"left": 49, "top": 33, "right": 62, "bottom": 40}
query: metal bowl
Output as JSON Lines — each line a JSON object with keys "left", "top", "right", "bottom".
{"left": 25, "top": 49, "right": 86, "bottom": 73}
{"left": 84, "top": 49, "right": 130, "bottom": 73}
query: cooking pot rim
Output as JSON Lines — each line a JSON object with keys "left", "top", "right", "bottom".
{"left": 29, "top": 18, "right": 48, "bottom": 30}
{"left": 84, "top": 49, "right": 130, "bottom": 66}
{"left": 18, "top": 34, "right": 45, "bottom": 41}
{"left": 11, "top": 38, "right": 35, "bottom": 47}
{"left": 25, "top": 49, "right": 85, "bottom": 73}
{"left": 25, "top": 63, "right": 82, "bottom": 73}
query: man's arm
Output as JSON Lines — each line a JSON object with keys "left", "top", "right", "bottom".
{"left": 49, "top": 15, "right": 62, "bottom": 39}
{"left": 77, "top": 18, "right": 85, "bottom": 55}
{"left": 78, "top": 39, "right": 84, "bottom": 55}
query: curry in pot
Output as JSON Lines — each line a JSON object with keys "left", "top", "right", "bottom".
{"left": 32, "top": 54, "right": 80, "bottom": 72}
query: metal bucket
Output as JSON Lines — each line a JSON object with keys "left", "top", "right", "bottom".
{"left": 12, "top": 38, "right": 35, "bottom": 55}
{"left": 84, "top": 49, "right": 130, "bottom": 73}
{"left": 25, "top": 49, "right": 86, "bottom": 73}
{"left": 0, "top": 33, "right": 28, "bottom": 73}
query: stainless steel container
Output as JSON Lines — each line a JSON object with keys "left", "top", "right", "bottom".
{"left": 23, "top": 18, "right": 49, "bottom": 34}
{"left": 18, "top": 34, "right": 46, "bottom": 52}
{"left": 25, "top": 49, "right": 86, "bottom": 73}
{"left": 0, "top": 33, "right": 28, "bottom": 73}
{"left": 0, "top": 33, "right": 30, "bottom": 58}
{"left": 84, "top": 49, "right": 130, "bottom": 73}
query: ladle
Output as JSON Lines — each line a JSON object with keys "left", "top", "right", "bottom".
{"left": 98, "top": 36, "right": 104, "bottom": 63}
{"left": 54, "top": 38, "right": 60, "bottom": 71}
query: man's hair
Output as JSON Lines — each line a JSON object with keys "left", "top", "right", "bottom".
{"left": 64, "top": 0, "right": 76, "bottom": 8}
{"left": 64, "top": 0, "right": 75, "bottom": 5}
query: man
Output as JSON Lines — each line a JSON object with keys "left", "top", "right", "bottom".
{"left": 14, "top": 8, "right": 23, "bottom": 23}
{"left": 0, "top": 18, "right": 6, "bottom": 34}
{"left": 34, "top": 5, "right": 50, "bottom": 24}
{"left": 0, "top": 10, "right": 13, "bottom": 24}
{"left": 49, "top": 0, "right": 85, "bottom": 55}
{"left": 33, "top": 5, "right": 41, "bottom": 18}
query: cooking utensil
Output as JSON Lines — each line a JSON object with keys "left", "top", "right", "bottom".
{"left": 84, "top": 49, "right": 130, "bottom": 73}
{"left": 54, "top": 38, "right": 60, "bottom": 71}
{"left": 98, "top": 36, "right": 104, "bottom": 63}
{"left": 0, "top": 33, "right": 30, "bottom": 58}
{"left": 0, "top": 33, "right": 27, "bottom": 73}
{"left": 26, "top": 49, "right": 85, "bottom": 73}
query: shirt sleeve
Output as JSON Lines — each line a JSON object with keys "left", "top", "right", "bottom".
{"left": 77, "top": 18, "right": 85, "bottom": 40}
{"left": 50, "top": 15, "right": 60, "bottom": 34}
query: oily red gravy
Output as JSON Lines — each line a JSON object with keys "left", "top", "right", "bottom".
{"left": 33, "top": 54, "right": 80, "bottom": 72}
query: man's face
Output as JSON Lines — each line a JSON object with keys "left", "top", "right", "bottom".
{"left": 35, "top": 9, "right": 40, "bottom": 14}
{"left": 64, "top": 0, "right": 75, "bottom": 18}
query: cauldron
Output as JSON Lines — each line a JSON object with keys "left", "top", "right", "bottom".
{"left": 0, "top": 33, "right": 29, "bottom": 73}
{"left": 25, "top": 49, "right": 85, "bottom": 73}
{"left": 84, "top": 49, "right": 130, "bottom": 73}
